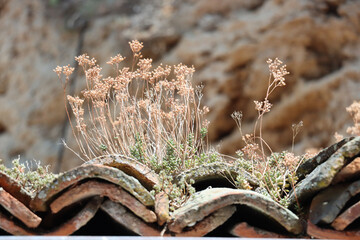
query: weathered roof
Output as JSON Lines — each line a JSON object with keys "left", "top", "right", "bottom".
{"left": 0, "top": 137, "right": 360, "bottom": 238}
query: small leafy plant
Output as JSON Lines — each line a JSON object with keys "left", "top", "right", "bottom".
{"left": 0, "top": 158, "right": 57, "bottom": 196}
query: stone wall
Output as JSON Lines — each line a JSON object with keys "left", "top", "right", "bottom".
{"left": 0, "top": 0, "right": 359, "bottom": 171}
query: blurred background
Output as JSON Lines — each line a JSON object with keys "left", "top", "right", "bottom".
{"left": 0, "top": 0, "right": 359, "bottom": 172}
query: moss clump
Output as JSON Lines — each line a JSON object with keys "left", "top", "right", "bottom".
{"left": 0, "top": 158, "right": 58, "bottom": 196}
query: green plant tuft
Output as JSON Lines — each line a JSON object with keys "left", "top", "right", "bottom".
{"left": 0, "top": 158, "right": 58, "bottom": 196}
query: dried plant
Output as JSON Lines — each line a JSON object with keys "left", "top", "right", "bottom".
{"left": 232, "top": 58, "right": 306, "bottom": 207}
{"left": 56, "top": 40, "right": 214, "bottom": 208}
{"left": 232, "top": 58, "right": 290, "bottom": 163}
{"left": 334, "top": 101, "right": 360, "bottom": 141}
{"left": 292, "top": 121, "right": 303, "bottom": 152}
{"left": 346, "top": 101, "right": 360, "bottom": 136}
{"left": 56, "top": 40, "right": 211, "bottom": 172}
{"left": 56, "top": 44, "right": 310, "bottom": 208}
{"left": 253, "top": 58, "right": 289, "bottom": 159}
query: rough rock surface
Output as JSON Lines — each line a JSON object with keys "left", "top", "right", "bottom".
{"left": 1, "top": 0, "right": 360, "bottom": 170}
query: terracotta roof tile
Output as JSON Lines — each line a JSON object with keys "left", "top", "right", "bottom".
{"left": 0, "top": 187, "right": 41, "bottom": 228}
{"left": 0, "top": 138, "right": 360, "bottom": 237}
{"left": 50, "top": 180, "right": 156, "bottom": 223}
